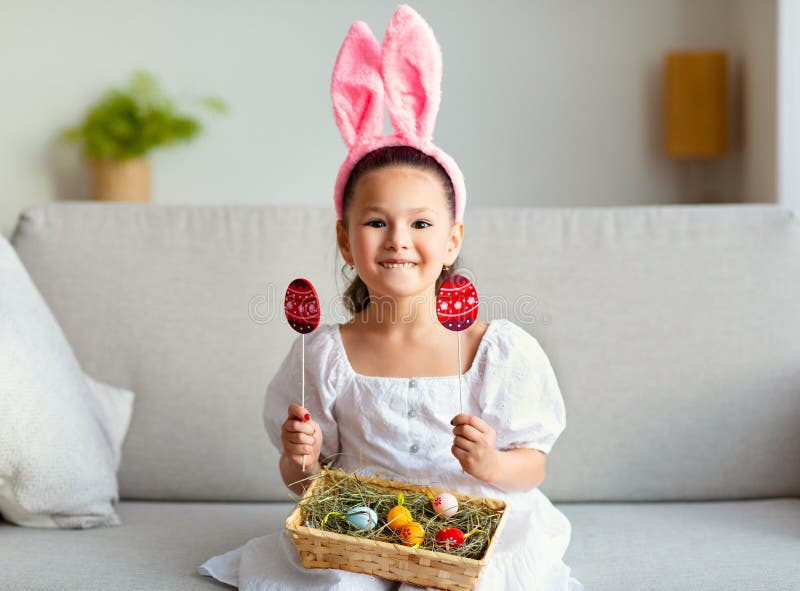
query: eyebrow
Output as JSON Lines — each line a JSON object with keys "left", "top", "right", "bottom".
{"left": 363, "top": 206, "right": 434, "bottom": 214}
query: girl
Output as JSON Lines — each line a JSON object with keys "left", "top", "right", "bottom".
{"left": 200, "top": 6, "right": 582, "bottom": 590}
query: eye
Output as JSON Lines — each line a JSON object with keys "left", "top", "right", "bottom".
{"left": 413, "top": 220, "right": 432, "bottom": 229}
{"left": 365, "top": 220, "right": 386, "bottom": 228}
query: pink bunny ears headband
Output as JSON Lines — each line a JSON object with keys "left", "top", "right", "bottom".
{"left": 331, "top": 5, "right": 466, "bottom": 223}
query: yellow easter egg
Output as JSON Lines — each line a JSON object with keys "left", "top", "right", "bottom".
{"left": 387, "top": 505, "right": 413, "bottom": 531}
{"left": 399, "top": 521, "right": 425, "bottom": 547}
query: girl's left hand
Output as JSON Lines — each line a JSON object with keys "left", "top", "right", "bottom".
{"left": 450, "top": 414, "right": 499, "bottom": 483}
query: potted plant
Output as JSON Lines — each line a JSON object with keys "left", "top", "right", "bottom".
{"left": 61, "top": 70, "right": 226, "bottom": 202}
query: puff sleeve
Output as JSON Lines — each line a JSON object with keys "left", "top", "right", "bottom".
{"left": 479, "top": 321, "right": 566, "bottom": 455}
{"left": 263, "top": 329, "right": 341, "bottom": 465}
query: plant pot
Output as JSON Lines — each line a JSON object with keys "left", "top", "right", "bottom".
{"left": 89, "top": 157, "right": 151, "bottom": 202}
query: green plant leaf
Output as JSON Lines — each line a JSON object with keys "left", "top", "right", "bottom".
{"left": 60, "top": 69, "right": 225, "bottom": 160}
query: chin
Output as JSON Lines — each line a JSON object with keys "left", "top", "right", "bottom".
{"left": 369, "top": 286, "right": 423, "bottom": 300}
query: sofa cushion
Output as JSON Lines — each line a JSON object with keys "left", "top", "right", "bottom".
{"left": 1, "top": 499, "right": 797, "bottom": 590}
{"left": 1, "top": 501, "right": 286, "bottom": 590}
{"left": 0, "top": 233, "right": 134, "bottom": 528}
{"left": 560, "top": 498, "right": 800, "bottom": 591}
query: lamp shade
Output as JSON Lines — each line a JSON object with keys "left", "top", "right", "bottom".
{"left": 664, "top": 51, "right": 728, "bottom": 158}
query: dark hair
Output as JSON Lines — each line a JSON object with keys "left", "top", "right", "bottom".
{"left": 339, "top": 145, "right": 461, "bottom": 315}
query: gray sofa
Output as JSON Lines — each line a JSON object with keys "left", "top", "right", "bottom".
{"left": 3, "top": 202, "right": 799, "bottom": 591}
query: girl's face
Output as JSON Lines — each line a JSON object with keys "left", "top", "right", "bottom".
{"left": 337, "top": 165, "right": 464, "bottom": 301}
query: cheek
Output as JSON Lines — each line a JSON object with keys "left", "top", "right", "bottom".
{"left": 350, "top": 232, "right": 378, "bottom": 260}
{"left": 420, "top": 231, "right": 450, "bottom": 257}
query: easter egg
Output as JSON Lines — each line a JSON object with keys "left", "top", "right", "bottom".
{"left": 345, "top": 506, "right": 378, "bottom": 530}
{"left": 436, "top": 274, "right": 479, "bottom": 332}
{"left": 435, "top": 527, "right": 465, "bottom": 550}
{"left": 432, "top": 493, "right": 459, "bottom": 517}
{"left": 387, "top": 505, "right": 413, "bottom": 531}
{"left": 284, "top": 278, "right": 321, "bottom": 334}
{"left": 398, "top": 521, "right": 425, "bottom": 547}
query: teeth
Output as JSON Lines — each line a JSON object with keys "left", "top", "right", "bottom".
{"left": 381, "top": 263, "right": 416, "bottom": 269}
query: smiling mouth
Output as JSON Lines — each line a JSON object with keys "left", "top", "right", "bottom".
{"left": 379, "top": 263, "right": 417, "bottom": 269}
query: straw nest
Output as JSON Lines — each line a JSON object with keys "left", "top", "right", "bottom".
{"left": 294, "top": 468, "right": 503, "bottom": 560}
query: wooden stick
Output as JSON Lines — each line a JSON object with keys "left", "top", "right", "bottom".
{"left": 302, "top": 333, "right": 306, "bottom": 472}
{"left": 457, "top": 331, "right": 463, "bottom": 414}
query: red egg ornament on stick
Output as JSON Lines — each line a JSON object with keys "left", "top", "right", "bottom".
{"left": 284, "top": 278, "right": 321, "bottom": 471}
{"left": 436, "top": 273, "right": 479, "bottom": 413}
{"left": 284, "top": 279, "right": 321, "bottom": 334}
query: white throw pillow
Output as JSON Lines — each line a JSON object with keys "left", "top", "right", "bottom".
{"left": 0, "top": 234, "right": 134, "bottom": 528}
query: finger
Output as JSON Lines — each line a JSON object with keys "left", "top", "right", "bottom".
{"left": 451, "top": 445, "right": 468, "bottom": 461}
{"left": 450, "top": 413, "right": 490, "bottom": 433}
{"left": 285, "top": 419, "right": 315, "bottom": 435}
{"left": 288, "top": 403, "right": 311, "bottom": 422}
{"left": 287, "top": 444, "right": 315, "bottom": 457}
{"left": 452, "top": 436, "right": 474, "bottom": 453}
{"left": 453, "top": 423, "right": 484, "bottom": 443}
{"left": 450, "top": 413, "right": 471, "bottom": 427}
{"left": 465, "top": 415, "right": 491, "bottom": 433}
{"left": 288, "top": 433, "right": 315, "bottom": 445}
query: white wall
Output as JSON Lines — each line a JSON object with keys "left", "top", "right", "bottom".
{"left": 778, "top": 0, "right": 800, "bottom": 208}
{"left": 0, "top": 0, "right": 778, "bottom": 236}
{"left": 739, "top": 0, "right": 777, "bottom": 203}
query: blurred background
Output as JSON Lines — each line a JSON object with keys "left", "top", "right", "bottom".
{"left": 1, "top": 0, "right": 797, "bottom": 237}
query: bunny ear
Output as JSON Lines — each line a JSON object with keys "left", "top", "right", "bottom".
{"left": 331, "top": 21, "right": 384, "bottom": 149}
{"left": 381, "top": 5, "right": 442, "bottom": 141}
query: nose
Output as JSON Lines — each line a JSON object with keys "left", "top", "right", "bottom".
{"left": 384, "top": 223, "right": 411, "bottom": 251}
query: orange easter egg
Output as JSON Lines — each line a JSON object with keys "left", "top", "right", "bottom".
{"left": 399, "top": 521, "right": 425, "bottom": 547}
{"left": 387, "top": 505, "right": 413, "bottom": 531}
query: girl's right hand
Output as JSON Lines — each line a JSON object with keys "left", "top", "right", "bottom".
{"left": 281, "top": 404, "right": 323, "bottom": 468}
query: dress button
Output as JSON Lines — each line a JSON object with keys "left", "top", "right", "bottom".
{"left": 408, "top": 378, "right": 417, "bottom": 388}
{"left": 410, "top": 443, "right": 419, "bottom": 453}
{"left": 407, "top": 409, "right": 417, "bottom": 418}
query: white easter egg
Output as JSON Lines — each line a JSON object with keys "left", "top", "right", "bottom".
{"left": 345, "top": 506, "right": 378, "bottom": 530}
{"left": 432, "top": 493, "right": 459, "bottom": 517}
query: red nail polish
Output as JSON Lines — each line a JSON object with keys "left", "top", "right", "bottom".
{"left": 304, "top": 413, "right": 311, "bottom": 421}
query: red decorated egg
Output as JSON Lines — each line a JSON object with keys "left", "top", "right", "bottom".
{"left": 435, "top": 527, "right": 465, "bottom": 550}
{"left": 284, "top": 278, "right": 321, "bottom": 334}
{"left": 436, "top": 274, "right": 479, "bottom": 332}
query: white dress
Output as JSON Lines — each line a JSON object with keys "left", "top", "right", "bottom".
{"left": 199, "top": 318, "right": 583, "bottom": 591}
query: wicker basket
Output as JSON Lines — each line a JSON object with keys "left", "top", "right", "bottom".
{"left": 285, "top": 473, "right": 509, "bottom": 591}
